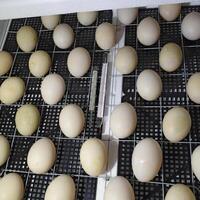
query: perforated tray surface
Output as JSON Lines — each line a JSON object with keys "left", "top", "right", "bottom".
{"left": 118, "top": 5, "right": 200, "bottom": 200}
{"left": 0, "top": 10, "right": 112, "bottom": 199}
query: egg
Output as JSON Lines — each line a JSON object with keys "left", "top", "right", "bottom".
{"left": 191, "top": 145, "right": 200, "bottom": 181}
{"left": 186, "top": 72, "right": 200, "bottom": 104}
{"left": 80, "top": 138, "right": 107, "bottom": 176}
{"left": 0, "top": 135, "right": 10, "bottom": 166}
{"left": 110, "top": 102, "right": 137, "bottom": 139}
{"left": 77, "top": 11, "right": 98, "bottom": 26}
{"left": 0, "top": 173, "right": 24, "bottom": 200}
{"left": 159, "top": 43, "right": 182, "bottom": 72}
{"left": 53, "top": 24, "right": 74, "bottom": 49}
{"left": 40, "top": 73, "right": 66, "bottom": 105}
{"left": 15, "top": 104, "right": 40, "bottom": 136}
{"left": 181, "top": 12, "right": 200, "bottom": 41}
{"left": 16, "top": 26, "right": 38, "bottom": 52}
{"left": 132, "top": 138, "right": 163, "bottom": 182}
{"left": 67, "top": 47, "right": 91, "bottom": 77}
{"left": 115, "top": 46, "right": 138, "bottom": 74}
{"left": 0, "top": 51, "right": 13, "bottom": 76}
{"left": 59, "top": 104, "right": 85, "bottom": 138}
{"left": 95, "top": 22, "right": 116, "bottom": 50}
{"left": 0, "top": 77, "right": 25, "bottom": 104}
{"left": 117, "top": 7, "right": 138, "bottom": 25}
{"left": 29, "top": 50, "right": 51, "bottom": 77}
{"left": 41, "top": 15, "right": 60, "bottom": 30}
{"left": 137, "top": 17, "right": 160, "bottom": 46}
{"left": 159, "top": 4, "right": 181, "bottom": 21}
{"left": 104, "top": 176, "right": 135, "bottom": 200}
{"left": 165, "top": 184, "right": 196, "bottom": 200}
{"left": 45, "top": 175, "right": 75, "bottom": 200}
{"left": 163, "top": 107, "right": 191, "bottom": 143}
{"left": 27, "top": 137, "right": 56, "bottom": 174}
{"left": 136, "top": 69, "right": 162, "bottom": 101}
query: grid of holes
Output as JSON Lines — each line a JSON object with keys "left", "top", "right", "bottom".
{"left": 119, "top": 5, "right": 200, "bottom": 200}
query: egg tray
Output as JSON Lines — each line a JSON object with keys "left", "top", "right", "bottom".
{"left": 117, "top": 5, "right": 200, "bottom": 200}
{"left": 0, "top": 10, "right": 112, "bottom": 200}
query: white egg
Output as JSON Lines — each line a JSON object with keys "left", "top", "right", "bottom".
{"left": 59, "top": 104, "right": 85, "bottom": 138}
{"left": 0, "top": 135, "right": 10, "bottom": 166}
{"left": 191, "top": 145, "right": 200, "bottom": 181}
{"left": 80, "top": 138, "right": 107, "bottom": 176}
{"left": 15, "top": 104, "right": 40, "bottom": 136}
{"left": 16, "top": 26, "right": 38, "bottom": 52}
{"left": 29, "top": 50, "right": 51, "bottom": 77}
{"left": 40, "top": 73, "right": 66, "bottom": 105}
{"left": 0, "top": 173, "right": 24, "bottom": 200}
{"left": 41, "top": 15, "right": 60, "bottom": 30}
{"left": 95, "top": 22, "right": 116, "bottom": 50}
{"left": 115, "top": 46, "right": 138, "bottom": 74}
{"left": 0, "top": 77, "right": 25, "bottom": 105}
{"left": 0, "top": 51, "right": 13, "bottom": 76}
{"left": 117, "top": 7, "right": 138, "bottom": 25}
{"left": 165, "top": 184, "right": 196, "bottom": 200}
{"left": 159, "top": 4, "right": 181, "bottom": 21}
{"left": 110, "top": 102, "right": 137, "bottom": 139}
{"left": 77, "top": 11, "right": 98, "bottom": 26}
{"left": 67, "top": 47, "right": 91, "bottom": 77}
{"left": 137, "top": 17, "right": 160, "bottom": 46}
{"left": 45, "top": 175, "right": 75, "bottom": 200}
{"left": 104, "top": 176, "right": 135, "bottom": 200}
{"left": 53, "top": 24, "right": 74, "bottom": 49}
{"left": 27, "top": 138, "right": 56, "bottom": 174}
{"left": 163, "top": 107, "right": 191, "bottom": 143}
{"left": 159, "top": 43, "right": 182, "bottom": 72}
{"left": 132, "top": 138, "right": 163, "bottom": 182}
{"left": 136, "top": 69, "right": 162, "bottom": 101}
{"left": 181, "top": 12, "right": 200, "bottom": 41}
{"left": 186, "top": 72, "right": 200, "bottom": 104}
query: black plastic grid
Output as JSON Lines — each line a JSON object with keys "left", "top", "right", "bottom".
{"left": 0, "top": 10, "right": 113, "bottom": 199}
{"left": 120, "top": 5, "right": 200, "bottom": 200}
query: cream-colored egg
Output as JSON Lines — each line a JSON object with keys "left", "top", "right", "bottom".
{"left": 137, "top": 17, "right": 160, "bottom": 46}
{"left": 95, "top": 22, "right": 116, "bottom": 50}
{"left": 132, "top": 138, "right": 163, "bottom": 182}
{"left": 0, "top": 173, "right": 24, "bottom": 200}
{"left": 136, "top": 69, "right": 162, "bottom": 101}
{"left": 41, "top": 15, "right": 60, "bottom": 30}
{"left": 117, "top": 7, "right": 138, "bottom": 25}
{"left": 53, "top": 24, "right": 74, "bottom": 49}
{"left": 27, "top": 138, "right": 56, "bottom": 174}
{"left": 15, "top": 104, "right": 40, "bottom": 136}
{"left": 0, "top": 51, "right": 13, "bottom": 76}
{"left": 163, "top": 107, "right": 191, "bottom": 143}
{"left": 16, "top": 26, "right": 38, "bottom": 52}
{"left": 186, "top": 72, "right": 200, "bottom": 104}
{"left": 104, "top": 176, "right": 135, "bottom": 200}
{"left": 110, "top": 102, "right": 137, "bottom": 139}
{"left": 191, "top": 145, "right": 200, "bottom": 181}
{"left": 59, "top": 104, "right": 85, "bottom": 138}
{"left": 181, "top": 12, "right": 200, "bottom": 41}
{"left": 29, "top": 50, "right": 51, "bottom": 77}
{"left": 0, "top": 77, "right": 25, "bottom": 104}
{"left": 41, "top": 73, "right": 66, "bottom": 105}
{"left": 159, "top": 43, "right": 182, "bottom": 72}
{"left": 67, "top": 47, "right": 91, "bottom": 77}
{"left": 165, "top": 184, "right": 196, "bottom": 200}
{"left": 0, "top": 135, "right": 10, "bottom": 166}
{"left": 45, "top": 175, "right": 75, "bottom": 200}
{"left": 77, "top": 11, "right": 98, "bottom": 26}
{"left": 80, "top": 138, "right": 107, "bottom": 176}
{"left": 159, "top": 4, "right": 181, "bottom": 21}
{"left": 115, "top": 46, "right": 138, "bottom": 74}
